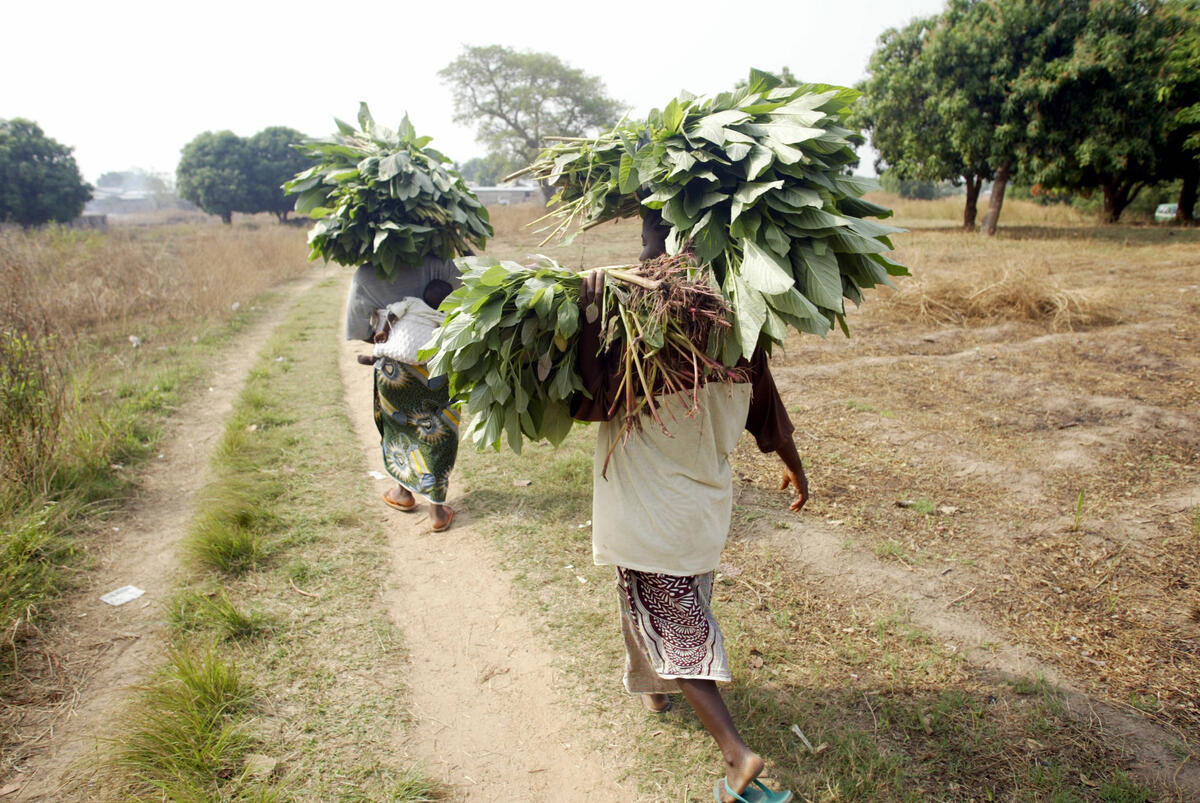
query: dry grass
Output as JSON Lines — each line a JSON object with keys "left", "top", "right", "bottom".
{"left": 869, "top": 191, "right": 1092, "bottom": 228}
{"left": 0, "top": 222, "right": 309, "bottom": 732}
{"left": 484, "top": 201, "right": 548, "bottom": 239}
{"left": 878, "top": 267, "right": 1121, "bottom": 330}
{"left": 1, "top": 224, "right": 309, "bottom": 336}
{"left": 94, "top": 280, "right": 436, "bottom": 800}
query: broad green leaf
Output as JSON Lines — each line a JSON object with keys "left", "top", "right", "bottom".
{"left": 618, "top": 153, "right": 639, "bottom": 194}
{"left": 725, "top": 142, "right": 752, "bottom": 162}
{"left": 479, "top": 265, "right": 509, "bottom": 286}
{"left": 731, "top": 180, "right": 784, "bottom": 222}
{"left": 758, "top": 121, "right": 825, "bottom": 145}
{"left": 740, "top": 238, "right": 795, "bottom": 294}
{"left": 796, "top": 244, "right": 844, "bottom": 311}
{"left": 662, "top": 98, "right": 684, "bottom": 133}
{"left": 727, "top": 271, "right": 767, "bottom": 359}
{"left": 689, "top": 109, "right": 751, "bottom": 144}
{"left": 640, "top": 185, "right": 681, "bottom": 209}
{"left": 766, "top": 287, "right": 823, "bottom": 321}
{"left": 691, "top": 210, "right": 729, "bottom": 264}
{"left": 744, "top": 145, "right": 774, "bottom": 180}
{"left": 540, "top": 398, "right": 575, "bottom": 445}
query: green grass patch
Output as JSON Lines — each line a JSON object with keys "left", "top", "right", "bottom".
{"left": 169, "top": 590, "right": 274, "bottom": 642}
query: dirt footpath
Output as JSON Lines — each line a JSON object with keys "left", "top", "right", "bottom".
{"left": 338, "top": 328, "right": 634, "bottom": 802}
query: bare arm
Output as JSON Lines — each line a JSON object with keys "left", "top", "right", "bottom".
{"left": 775, "top": 438, "right": 809, "bottom": 512}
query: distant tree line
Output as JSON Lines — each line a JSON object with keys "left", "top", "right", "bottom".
{"left": 857, "top": 0, "right": 1200, "bottom": 233}
{"left": 176, "top": 127, "right": 310, "bottom": 223}
{"left": 0, "top": 119, "right": 92, "bottom": 228}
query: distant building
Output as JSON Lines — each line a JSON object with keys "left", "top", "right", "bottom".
{"left": 86, "top": 186, "right": 196, "bottom": 216}
{"left": 469, "top": 185, "right": 540, "bottom": 206}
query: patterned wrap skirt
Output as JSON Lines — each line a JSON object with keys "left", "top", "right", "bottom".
{"left": 373, "top": 358, "right": 460, "bottom": 504}
{"left": 617, "top": 568, "right": 731, "bottom": 693}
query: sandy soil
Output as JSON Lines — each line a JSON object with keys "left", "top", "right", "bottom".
{"left": 6, "top": 269, "right": 328, "bottom": 801}
{"left": 338, "top": 330, "right": 634, "bottom": 802}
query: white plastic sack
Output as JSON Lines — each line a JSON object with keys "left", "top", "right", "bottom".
{"left": 373, "top": 298, "right": 445, "bottom": 364}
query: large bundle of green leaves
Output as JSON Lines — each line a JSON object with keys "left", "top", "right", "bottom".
{"left": 423, "top": 254, "right": 737, "bottom": 454}
{"left": 423, "top": 255, "right": 587, "bottom": 453}
{"left": 284, "top": 104, "right": 492, "bottom": 278}
{"left": 514, "top": 70, "right": 909, "bottom": 362}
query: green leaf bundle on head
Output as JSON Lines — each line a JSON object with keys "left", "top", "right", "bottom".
{"left": 284, "top": 103, "right": 492, "bottom": 278}
{"left": 512, "top": 69, "right": 910, "bottom": 363}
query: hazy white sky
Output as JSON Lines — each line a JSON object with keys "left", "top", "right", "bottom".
{"left": 4, "top": 0, "right": 945, "bottom": 183}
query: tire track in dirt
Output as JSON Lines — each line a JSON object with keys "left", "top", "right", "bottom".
{"left": 338, "top": 323, "right": 633, "bottom": 801}
{"left": 10, "top": 268, "right": 330, "bottom": 801}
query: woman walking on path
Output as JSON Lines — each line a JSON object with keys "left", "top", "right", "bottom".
{"left": 346, "top": 257, "right": 461, "bottom": 532}
{"left": 286, "top": 106, "right": 492, "bottom": 534}
{"left": 573, "top": 210, "right": 809, "bottom": 803}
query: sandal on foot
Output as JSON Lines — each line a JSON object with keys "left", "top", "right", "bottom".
{"left": 714, "top": 779, "right": 793, "bottom": 803}
{"left": 431, "top": 507, "right": 455, "bottom": 532}
{"left": 382, "top": 490, "right": 416, "bottom": 512}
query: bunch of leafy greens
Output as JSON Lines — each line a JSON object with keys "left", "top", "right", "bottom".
{"left": 510, "top": 69, "right": 909, "bottom": 363}
{"left": 284, "top": 103, "right": 492, "bottom": 278}
{"left": 421, "top": 255, "right": 736, "bottom": 455}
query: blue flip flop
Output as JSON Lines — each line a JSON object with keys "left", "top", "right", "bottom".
{"left": 714, "top": 778, "right": 794, "bottom": 803}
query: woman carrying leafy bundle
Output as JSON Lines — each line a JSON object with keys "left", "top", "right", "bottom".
{"left": 425, "top": 71, "right": 904, "bottom": 800}
{"left": 285, "top": 105, "right": 492, "bottom": 532}
{"left": 346, "top": 260, "right": 462, "bottom": 531}
{"left": 573, "top": 209, "right": 808, "bottom": 803}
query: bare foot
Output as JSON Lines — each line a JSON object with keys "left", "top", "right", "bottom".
{"left": 383, "top": 485, "right": 416, "bottom": 511}
{"left": 641, "top": 693, "right": 670, "bottom": 713}
{"left": 719, "top": 751, "right": 765, "bottom": 803}
{"left": 431, "top": 503, "right": 454, "bottom": 532}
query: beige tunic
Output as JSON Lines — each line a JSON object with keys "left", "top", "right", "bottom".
{"left": 592, "top": 382, "right": 752, "bottom": 576}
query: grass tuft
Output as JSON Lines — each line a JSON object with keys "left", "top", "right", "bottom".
{"left": 186, "top": 515, "right": 267, "bottom": 575}
{"left": 103, "top": 646, "right": 270, "bottom": 801}
{"left": 169, "top": 590, "right": 273, "bottom": 642}
{"left": 0, "top": 504, "right": 69, "bottom": 633}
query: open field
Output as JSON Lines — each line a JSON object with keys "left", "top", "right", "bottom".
{"left": 3, "top": 201, "right": 1198, "bottom": 800}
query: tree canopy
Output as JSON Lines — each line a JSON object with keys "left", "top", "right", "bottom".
{"left": 856, "top": 14, "right": 989, "bottom": 228}
{"left": 176, "top": 131, "right": 249, "bottom": 224}
{"left": 1157, "top": 0, "right": 1200, "bottom": 222}
{"left": 0, "top": 119, "right": 92, "bottom": 228}
{"left": 246, "top": 127, "right": 310, "bottom": 221}
{"left": 439, "top": 45, "right": 626, "bottom": 193}
{"left": 176, "top": 127, "right": 309, "bottom": 223}
{"left": 1015, "top": 0, "right": 1176, "bottom": 222}
{"left": 859, "top": 0, "right": 1197, "bottom": 229}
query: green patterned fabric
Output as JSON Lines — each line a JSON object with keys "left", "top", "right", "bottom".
{"left": 373, "top": 358, "right": 460, "bottom": 504}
